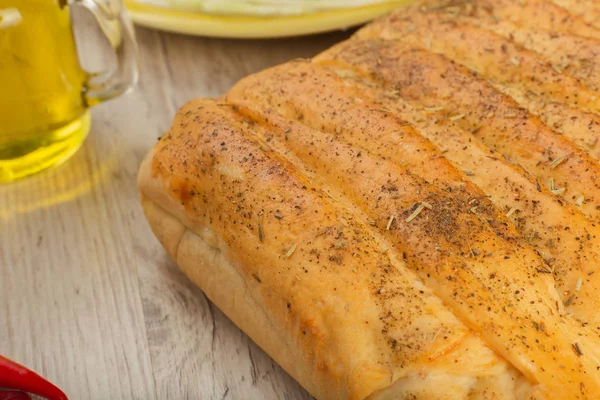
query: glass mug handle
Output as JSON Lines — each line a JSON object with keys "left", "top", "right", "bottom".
{"left": 72, "top": 0, "right": 139, "bottom": 106}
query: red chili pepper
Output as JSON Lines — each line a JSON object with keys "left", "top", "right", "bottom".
{"left": 0, "top": 355, "right": 67, "bottom": 400}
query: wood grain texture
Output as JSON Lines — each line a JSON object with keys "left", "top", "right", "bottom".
{"left": 0, "top": 23, "right": 350, "bottom": 399}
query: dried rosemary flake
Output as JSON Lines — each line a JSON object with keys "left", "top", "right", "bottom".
{"left": 467, "top": 241, "right": 476, "bottom": 258}
{"left": 285, "top": 243, "right": 297, "bottom": 258}
{"left": 405, "top": 203, "right": 428, "bottom": 223}
{"left": 335, "top": 241, "right": 347, "bottom": 249}
{"left": 464, "top": 170, "right": 475, "bottom": 176}
{"left": 506, "top": 207, "right": 518, "bottom": 217}
{"left": 274, "top": 213, "right": 284, "bottom": 219}
{"left": 551, "top": 187, "right": 566, "bottom": 195}
{"left": 572, "top": 342, "right": 583, "bottom": 357}
{"left": 449, "top": 114, "right": 465, "bottom": 121}
{"left": 386, "top": 215, "right": 396, "bottom": 230}
{"left": 424, "top": 106, "right": 444, "bottom": 112}
{"left": 422, "top": 202, "right": 433, "bottom": 210}
{"left": 552, "top": 64, "right": 563, "bottom": 74}
{"left": 486, "top": 111, "right": 495, "bottom": 119}
{"left": 564, "top": 294, "right": 575, "bottom": 307}
{"left": 510, "top": 57, "right": 520, "bottom": 66}
{"left": 538, "top": 260, "right": 553, "bottom": 274}
{"left": 505, "top": 112, "right": 518, "bottom": 118}
{"left": 576, "top": 195, "right": 585, "bottom": 207}
{"left": 576, "top": 277, "right": 583, "bottom": 292}
{"left": 548, "top": 177, "right": 555, "bottom": 191}
{"left": 549, "top": 155, "right": 567, "bottom": 169}
{"left": 316, "top": 226, "right": 330, "bottom": 236}
{"left": 470, "top": 206, "right": 478, "bottom": 213}
{"left": 258, "top": 222, "right": 264, "bottom": 242}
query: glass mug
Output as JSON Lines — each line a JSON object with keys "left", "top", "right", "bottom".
{"left": 0, "top": 0, "right": 138, "bottom": 182}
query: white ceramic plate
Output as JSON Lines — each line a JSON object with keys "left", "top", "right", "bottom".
{"left": 124, "top": 0, "right": 413, "bottom": 38}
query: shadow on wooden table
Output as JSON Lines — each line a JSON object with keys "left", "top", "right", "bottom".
{"left": 138, "top": 247, "right": 315, "bottom": 399}
{"left": 0, "top": 136, "right": 119, "bottom": 221}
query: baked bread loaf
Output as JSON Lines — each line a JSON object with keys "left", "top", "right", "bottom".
{"left": 138, "top": 1, "right": 600, "bottom": 398}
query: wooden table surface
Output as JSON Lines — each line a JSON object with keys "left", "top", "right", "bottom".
{"left": 0, "top": 24, "right": 350, "bottom": 399}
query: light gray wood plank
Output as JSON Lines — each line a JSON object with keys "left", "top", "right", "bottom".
{"left": 0, "top": 112, "right": 157, "bottom": 399}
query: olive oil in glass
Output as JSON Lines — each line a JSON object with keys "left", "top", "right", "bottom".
{"left": 0, "top": 0, "right": 91, "bottom": 182}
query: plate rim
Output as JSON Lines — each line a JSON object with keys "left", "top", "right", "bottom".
{"left": 124, "top": 0, "right": 411, "bottom": 38}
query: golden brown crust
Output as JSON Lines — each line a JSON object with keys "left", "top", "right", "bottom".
{"left": 224, "top": 60, "right": 600, "bottom": 328}
{"left": 358, "top": 7, "right": 600, "bottom": 113}
{"left": 549, "top": 0, "right": 600, "bottom": 29}
{"left": 437, "top": 11, "right": 600, "bottom": 157}
{"left": 140, "top": 192, "right": 536, "bottom": 400}
{"left": 458, "top": 15, "right": 600, "bottom": 91}
{"left": 421, "top": 0, "right": 600, "bottom": 39}
{"left": 356, "top": 7, "right": 600, "bottom": 161}
{"left": 141, "top": 97, "right": 600, "bottom": 398}
{"left": 221, "top": 94, "right": 600, "bottom": 396}
{"left": 139, "top": 101, "right": 543, "bottom": 399}
{"left": 138, "top": 2, "right": 600, "bottom": 399}
{"left": 316, "top": 39, "right": 600, "bottom": 221}
{"left": 140, "top": 192, "right": 329, "bottom": 398}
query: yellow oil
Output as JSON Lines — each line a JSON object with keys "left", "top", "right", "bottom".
{"left": 0, "top": 0, "right": 89, "bottom": 182}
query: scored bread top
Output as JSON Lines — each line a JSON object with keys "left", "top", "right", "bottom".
{"left": 139, "top": 1, "right": 600, "bottom": 399}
